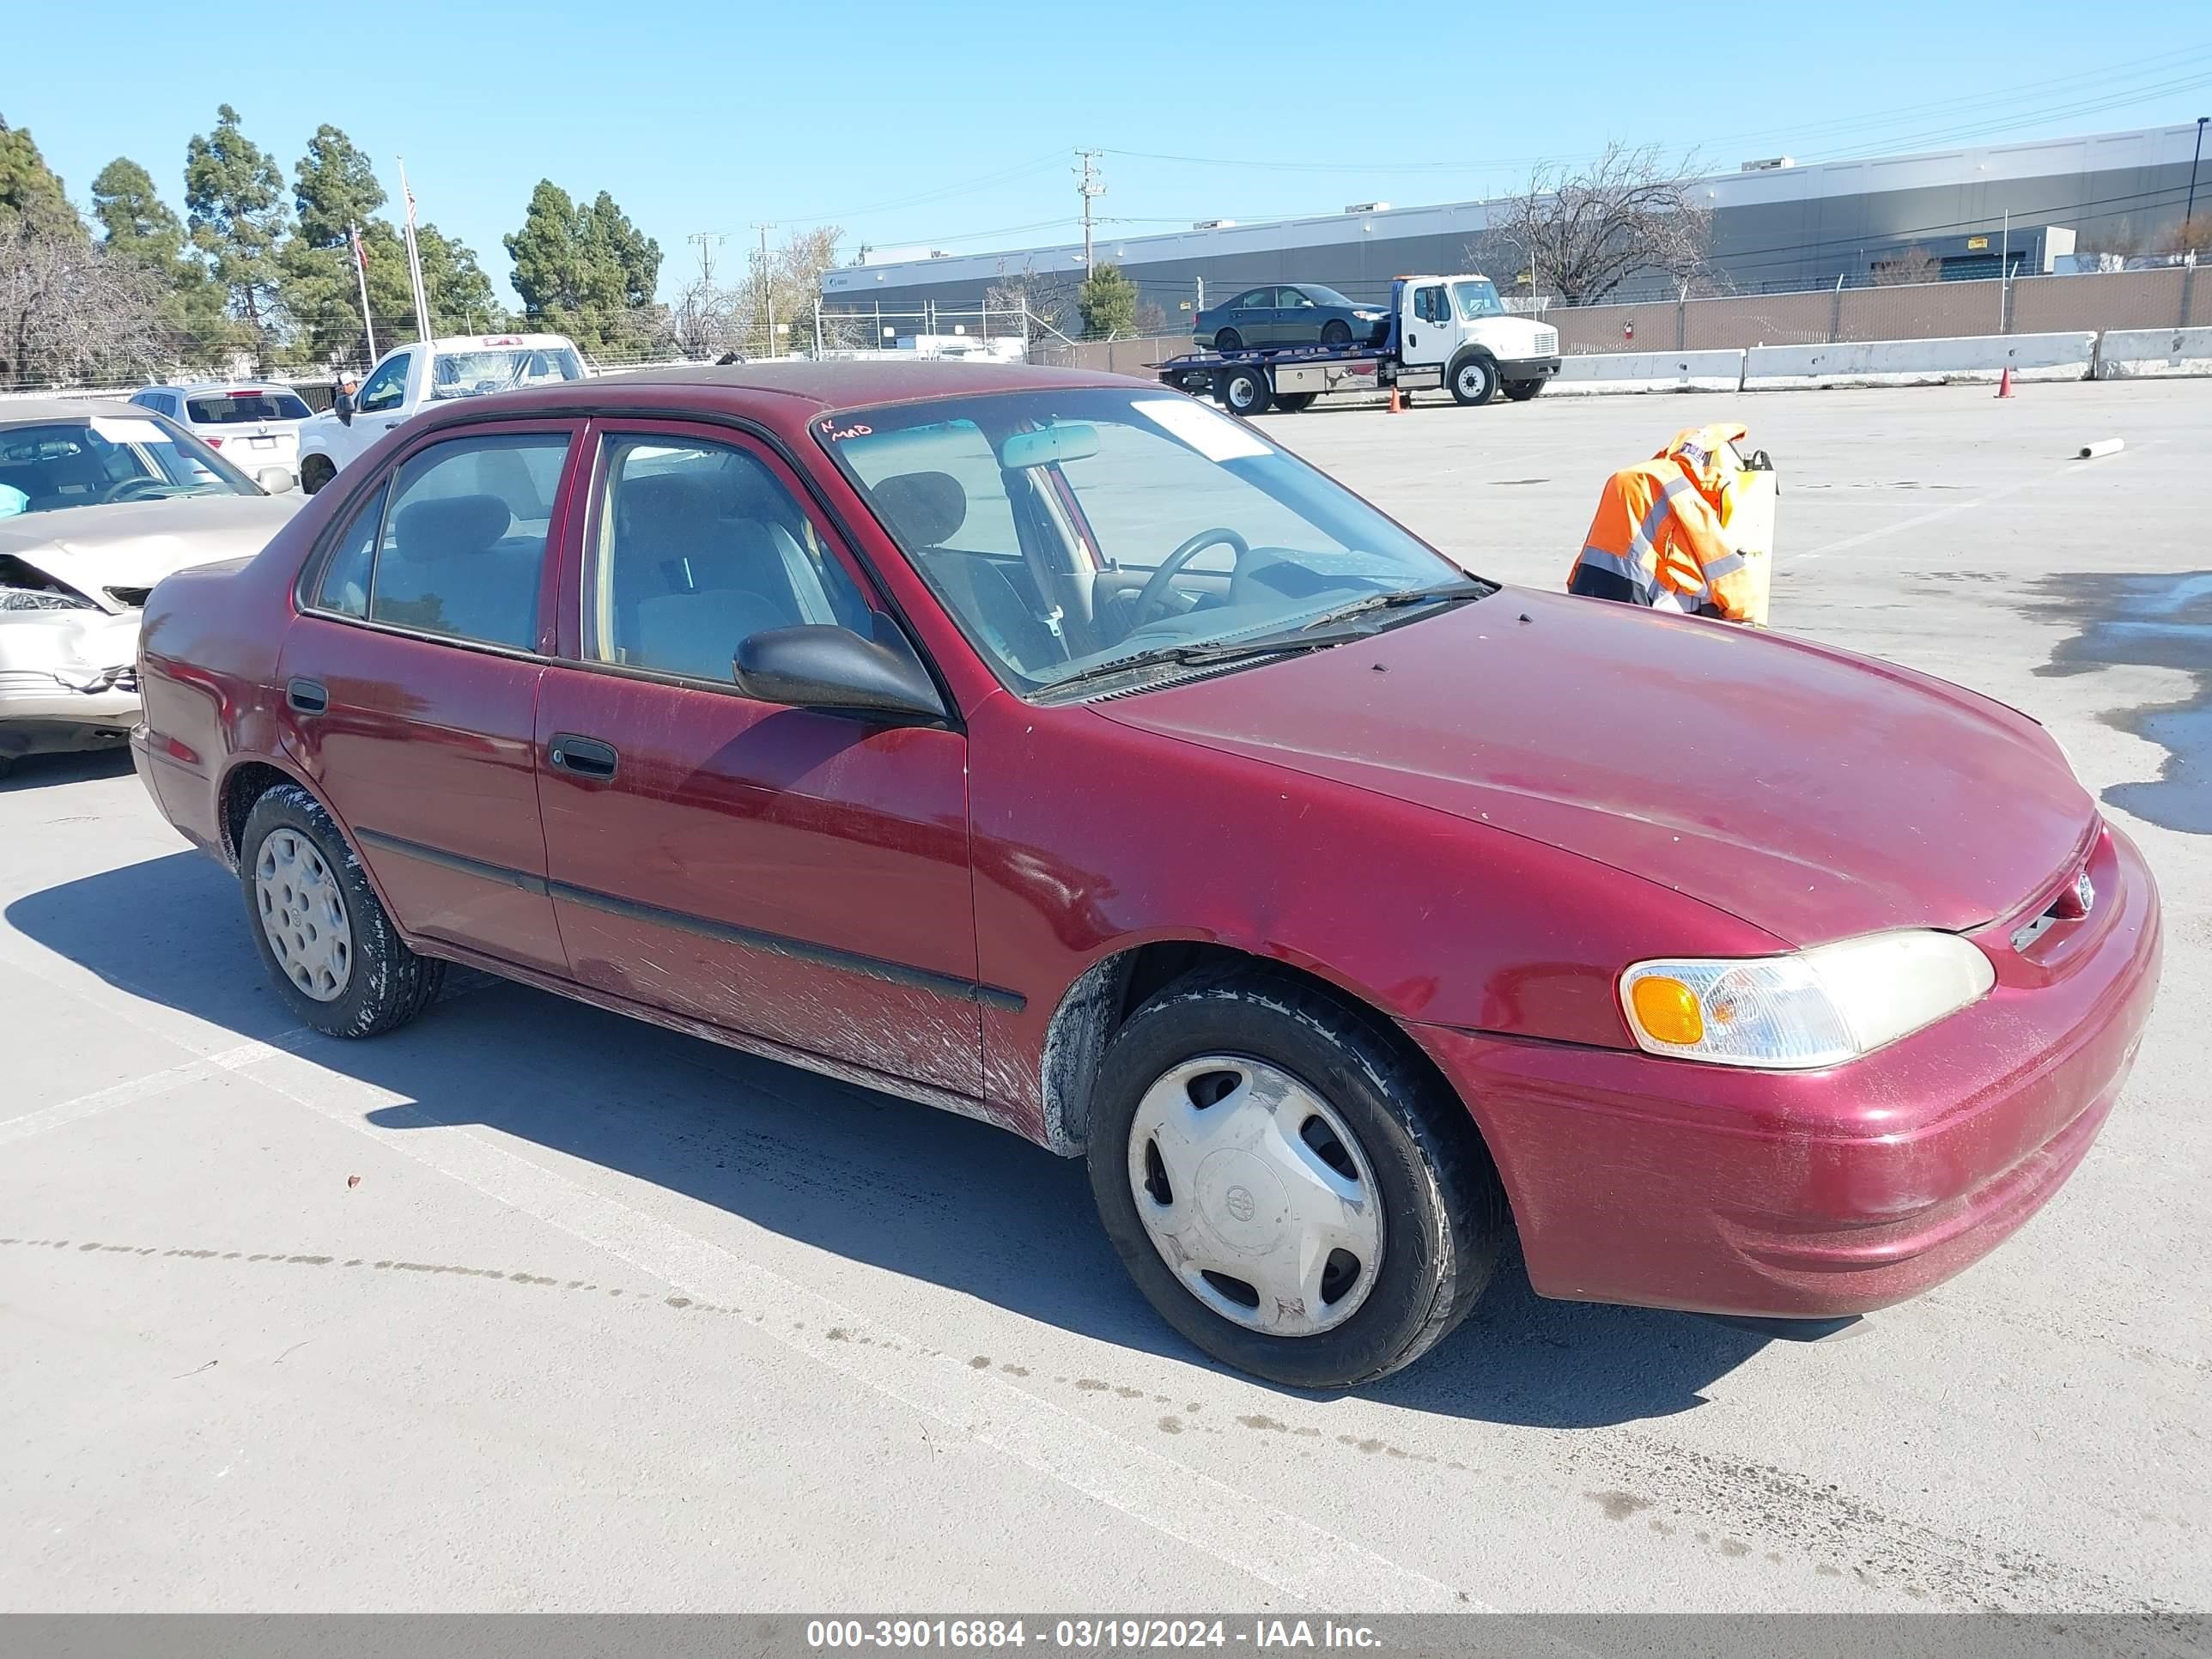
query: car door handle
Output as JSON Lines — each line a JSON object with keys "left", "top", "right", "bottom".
{"left": 286, "top": 677, "right": 329, "bottom": 715}
{"left": 547, "top": 733, "right": 619, "bottom": 780}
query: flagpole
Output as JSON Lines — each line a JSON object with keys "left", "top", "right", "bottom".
{"left": 349, "top": 221, "right": 379, "bottom": 363}
{"left": 397, "top": 157, "right": 434, "bottom": 343}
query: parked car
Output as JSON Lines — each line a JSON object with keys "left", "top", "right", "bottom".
{"left": 130, "top": 382, "right": 315, "bottom": 487}
{"left": 1193, "top": 284, "right": 1389, "bottom": 351}
{"left": 132, "top": 362, "right": 2160, "bottom": 1387}
{"left": 296, "top": 332, "right": 586, "bottom": 494}
{"left": 0, "top": 400, "right": 300, "bottom": 772}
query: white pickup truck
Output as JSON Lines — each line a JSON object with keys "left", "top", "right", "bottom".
{"left": 297, "top": 333, "right": 588, "bottom": 494}
{"left": 1157, "top": 274, "right": 1559, "bottom": 415}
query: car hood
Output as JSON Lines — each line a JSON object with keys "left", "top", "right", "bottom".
{"left": 0, "top": 493, "right": 301, "bottom": 613}
{"left": 1092, "top": 589, "right": 2094, "bottom": 945}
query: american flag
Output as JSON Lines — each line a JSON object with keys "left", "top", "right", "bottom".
{"left": 349, "top": 222, "right": 369, "bottom": 274}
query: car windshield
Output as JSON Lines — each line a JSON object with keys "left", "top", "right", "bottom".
{"left": 428, "top": 347, "right": 586, "bottom": 401}
{"left": 1452, "top": 279, "right": 1506, "bottom": 319}
{"left": 0, "top": 416, "right": 253, "bottom": 516}
{"left": 186, "top": 390, "right": 313, "bottom": 423}
{"left": 1297, "top": 285, "right": 1358, "bottom": 309}
{"left": 820, "top": 386, "right": 1489, "bottom": 698}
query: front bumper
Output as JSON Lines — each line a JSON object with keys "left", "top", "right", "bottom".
{"left": 0, "top": 608, "right": 144, "bottom": 757}
{"left": 1412, "top": 821, "right": 2162, "bottom": 1318}
{"left": 1495, "top": 356, "right": 1561, "bottom": 384}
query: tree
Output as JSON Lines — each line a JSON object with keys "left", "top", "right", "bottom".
{"left": 0, "top": 114, "right": 81, "bottom": 239}
{"left": 1871, "top": 246, "right": 1938, "bottom": 286}
{"left": 0, "top": 216, "right": 163, "bottom": 386}
{"left": 741, "top": 224, "right": 844, "bottom": 355}
{"left": 1485, "top": 142, "right": 1713, "bottom": 306}
{"left": 986, "top": 264, "right": 1075, "bottom": 344}
{"left": 184, "top": 105, "right": 289, "bottom": 348}
{"left": 508, "top": 180, "right": 634, "bottom": 349}
{"left": 581, "top": 191, "right": 659, "bottom": 309}
{"left": 1077, "top": 263, "right": 1138, "bottom": 338}
{"left": 293, "top": 125, "right": 384, "bottom": 249}
{"left": 91, "top": 156, "right": 243, "bottom": 371}
{"left": 2179, "top": 213, "right": 2212, "bottom": 257}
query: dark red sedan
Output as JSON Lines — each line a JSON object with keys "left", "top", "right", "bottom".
{"left": 131, "top": 362, "right": 2162, "bottom": 1387}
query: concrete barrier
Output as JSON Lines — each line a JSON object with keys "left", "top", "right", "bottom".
{"left": 2094, "top": 326, "right": 2212, "bottom": 380}
{"left": 1743, "top": 331, "right": 2095, "bottom": 389}
{"left": 1553, "top": 349, "right": 1745, "bottom": 395}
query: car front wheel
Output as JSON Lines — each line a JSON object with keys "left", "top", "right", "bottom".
{"left": 1087, "top": 969, "right": 1507, "bottom": 1387}
{"left": 299, "top": 454, "right": 336, "bottom": 495}
{"left": 1320, "top": 319, "right": 1352, "bottom": 346}
{"left": 239, "top": 783, "right": 444, "bottom": 1037}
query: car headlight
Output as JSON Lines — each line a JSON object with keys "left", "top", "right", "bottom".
{"left": 1619, "top": 931, "right": 1995, "bottom": 1068}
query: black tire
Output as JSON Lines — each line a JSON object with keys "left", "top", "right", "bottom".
{"left": 1085, "top": 969, "right": 1508, "bottom": 1388}
{"left": 1214, "top": 328, "right": 1243, "bottom": 352}
{"left": 1448, "top": 351, "right": 1500, "bottom": 407}
{"left": 1218, "top": 365, "right": 1270, "bottom": 417}
{"left": 1504, "top": 380, "right": 1544, "bottom": 403}
{"left": 1320, "top": 319, "right": 1353, "bottom": 347}
{"left": 299, "top": 454, "right": 337, "bottom": 495}
{"left": 238, "top": 782, "right": 444, "bottom": 1038}
{"left": 1273, "top": 392, "right": 1318, "bottom": 413}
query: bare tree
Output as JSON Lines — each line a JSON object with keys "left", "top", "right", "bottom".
{"left": 741, "top": 224, "right": 845, "bottom": 356}
{"left": 672, "top": 271, "right": 739, "bottom": 357}
{"left": 1483, "top": 143, "right": 1713, "bottom": 306}
{"left": 986, "top": 262, "right": 1076, "bottom": 344}
{"left": 2178, "top": 212, "right": 2212, "bottom": 258}
{"left": 1870, "top": 246, "right": 1939, "bottom": 286}
{"left": 1, "top": 217, "right": 166, "bottom": 386}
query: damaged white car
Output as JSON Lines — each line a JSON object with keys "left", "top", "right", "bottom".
{"left": 0, "top": 400, "right": 301, "bottom": 774}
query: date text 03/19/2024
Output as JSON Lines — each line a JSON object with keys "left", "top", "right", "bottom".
{"left": 805, "top": 1620, "right": 1386, "bottom": 1650}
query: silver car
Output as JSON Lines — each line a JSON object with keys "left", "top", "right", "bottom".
{"left": 0, "top": 400, "right": 301, "bottom": 773}
{"left": 128, "top": 381, "right": 314, "bottom": 489}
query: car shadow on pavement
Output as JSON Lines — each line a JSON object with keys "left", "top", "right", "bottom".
{"left": 0, "top": 748, "right": 134, "bottom": 793}
{"left": 7, "top": 848, "right": 1774, "bottom": 1430}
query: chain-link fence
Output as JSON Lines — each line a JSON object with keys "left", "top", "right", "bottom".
{"left": 1549, "top": 265, "right": 2206, "bottom": 356}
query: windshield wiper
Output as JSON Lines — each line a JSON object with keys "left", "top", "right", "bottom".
{"left": 1049, "top": 625, "right": 1372, "bottom": 691}
{"left": 1298, "top": 576, "right": 1494, "bottom": 631}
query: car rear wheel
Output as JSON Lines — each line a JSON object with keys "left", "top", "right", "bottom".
{"left": 1449, "top": 352, "right": 1499, "bottom": 406}
{"left": 1214, "top": 328, "right": 1243, "bottom": 352}
{"left": 239, "top": 783, "right": 444, "bottom": 1038}
{"left": 1320, "top": 319, "right": 1352, "bottom": 347}
{"left": 1273, "top": 392, "right": 1318, "bottom": 413}
{"left": 299, "top": 454, "right": 336, "bottom": 495}
{"left": 1504, "top": 380, "right": 1544, "bottom": 402}
{"left": 1218, "top": 366, "right": 1270, "bottom": 417}
{"left": 1086, "top": 969, "right": 1508, "bottom": 1387}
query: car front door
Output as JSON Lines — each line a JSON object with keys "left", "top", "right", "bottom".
{"left": 532, "top": 419, "right": 984, "bottom": 1097}
{"left": 341, "top": 350, "right": 414, "bottom": 465}
{"left": 1276, "top": 286, "right": 1321, "bottom": 343}
{"left": 278, "top": 421, "right": 583, "bottom": 975}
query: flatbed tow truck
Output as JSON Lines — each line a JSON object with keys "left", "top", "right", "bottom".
{"left": 1156, "top": 273, "right": 1560, "bottom": 415}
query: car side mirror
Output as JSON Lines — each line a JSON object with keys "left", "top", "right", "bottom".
{"left": 256, "top": 466, "right": 298, "bottom": 495}
{"left": 734, "top": 622, "right": 946, "bottom": 722}
{"left": 334, "top": 392, "right": 355, "bottom": 425}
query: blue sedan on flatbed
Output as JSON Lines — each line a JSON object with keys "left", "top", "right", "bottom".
{"left": 1193, "top": 284, "right": 1389, "bottom": 351}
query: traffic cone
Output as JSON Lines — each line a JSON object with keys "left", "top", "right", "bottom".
{"left": 1388, "top": 386, "right": 1405, "bottom": 414}
{"left": 1996, "top": 367, "right": 2014, "bottom": 398}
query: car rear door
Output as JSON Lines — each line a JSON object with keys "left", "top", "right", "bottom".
{"left": 532, "top": 418, "right": 985, "bottom": 1097}
{"left": 277, "top": 418, "right": 585, "bottom": 975}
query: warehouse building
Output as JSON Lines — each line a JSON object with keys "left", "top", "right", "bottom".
{"left": 819, "top": 122, "right": 2206, "bottom": 325}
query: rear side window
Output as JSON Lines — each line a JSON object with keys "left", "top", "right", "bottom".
{"left": 317, "top": 433, "right": 569, "bottom": 649}
{"left": 187, "top": 391, "right": 312, "bottom": 423}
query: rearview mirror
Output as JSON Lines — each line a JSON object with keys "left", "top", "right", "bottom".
{"left": 998, "top": 423, "right": 1099, "bottom": 470}
{"left": 734, "top": 622, "right": 946, "bottom": 722}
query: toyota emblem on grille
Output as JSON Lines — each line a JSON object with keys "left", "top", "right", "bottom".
{"left": 2075, "top": 869, "right": 2096, "bottom": 915}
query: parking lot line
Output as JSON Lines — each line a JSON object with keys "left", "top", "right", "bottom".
{"left": 1796, "top": 441, "right": 2155, "bottom": 563}
{"left": 0, "top": 1034, "right": 307, "bottom": 1146}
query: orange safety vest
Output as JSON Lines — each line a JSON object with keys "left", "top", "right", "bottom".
{"left": 1567, "top": 456, "right": 1756, "bottom": 620}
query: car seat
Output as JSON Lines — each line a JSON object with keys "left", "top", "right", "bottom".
{"left": 377, "top": 493, "right": 537, "bottom": 645}
{"left": 870, "top": 471, "right": 1061, "bottom": 675}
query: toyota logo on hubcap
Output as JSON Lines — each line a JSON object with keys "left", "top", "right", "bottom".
{"left": 1223, "top": 1185, "right": 1256, "bottom": 1223}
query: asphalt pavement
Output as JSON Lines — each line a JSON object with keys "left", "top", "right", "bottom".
{"left": 1, "top": 378, "right": 2205, "bottom": 1615}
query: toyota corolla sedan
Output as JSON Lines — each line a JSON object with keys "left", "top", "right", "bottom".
{"left": 131, "top": 362, "right": 2160, "bottom": 1387}
{"left": 1194, "top": 284, "right": 1388, "bottom": 351}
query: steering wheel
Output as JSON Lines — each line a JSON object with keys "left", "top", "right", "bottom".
{"left": 102, "top": 477, "right": 169, "bottom": 503}
{"left": 1132, "top": 528, "right": 1249, "bottom": 628}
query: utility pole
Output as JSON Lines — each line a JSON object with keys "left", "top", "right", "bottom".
{"left": 688, "top": 230, "right": 723, "bottom": 288}
{"left": 1075, "top": 149, "right": 1104, "bottom": 276}
{"left": 2187, "top": 117, "right": 2209, "bottom": 246}
{"left": 751, "top": 222, "right": 775, "bottom": 355}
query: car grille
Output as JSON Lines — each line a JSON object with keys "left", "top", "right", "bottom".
{"left": 106, "top": 586, "right": 153, "bottom": 609}
{"left": 1532, "top": 327, "right": 1559, "bottom": 356}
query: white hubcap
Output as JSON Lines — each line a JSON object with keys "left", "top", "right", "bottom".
{"left": 255, "top": 830, "right": 352, "bottom": 1002}
{"left": 1458, "top": 363, "right": 1488, "bottom": 397}
{"left": 1127, "top": 1056, "right": 1385, "bottom": 1337}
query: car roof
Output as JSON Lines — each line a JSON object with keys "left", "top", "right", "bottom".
{"left": 446, "top": 359, "right": 1146, "bottom": 424}
{"left": 154, "top": 381, "right": 310, "bottom": 397}
{"left": 0, "top": 398, "right": 143, "bottom": 426}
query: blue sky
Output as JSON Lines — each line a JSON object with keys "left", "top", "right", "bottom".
{"left": 11, "top": 2, "right": 2211, "bottom": 307}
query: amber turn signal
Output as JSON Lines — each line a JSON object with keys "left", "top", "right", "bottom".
{"left": 1630, "top": 975, "right": 1705, "bottom": 1046}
